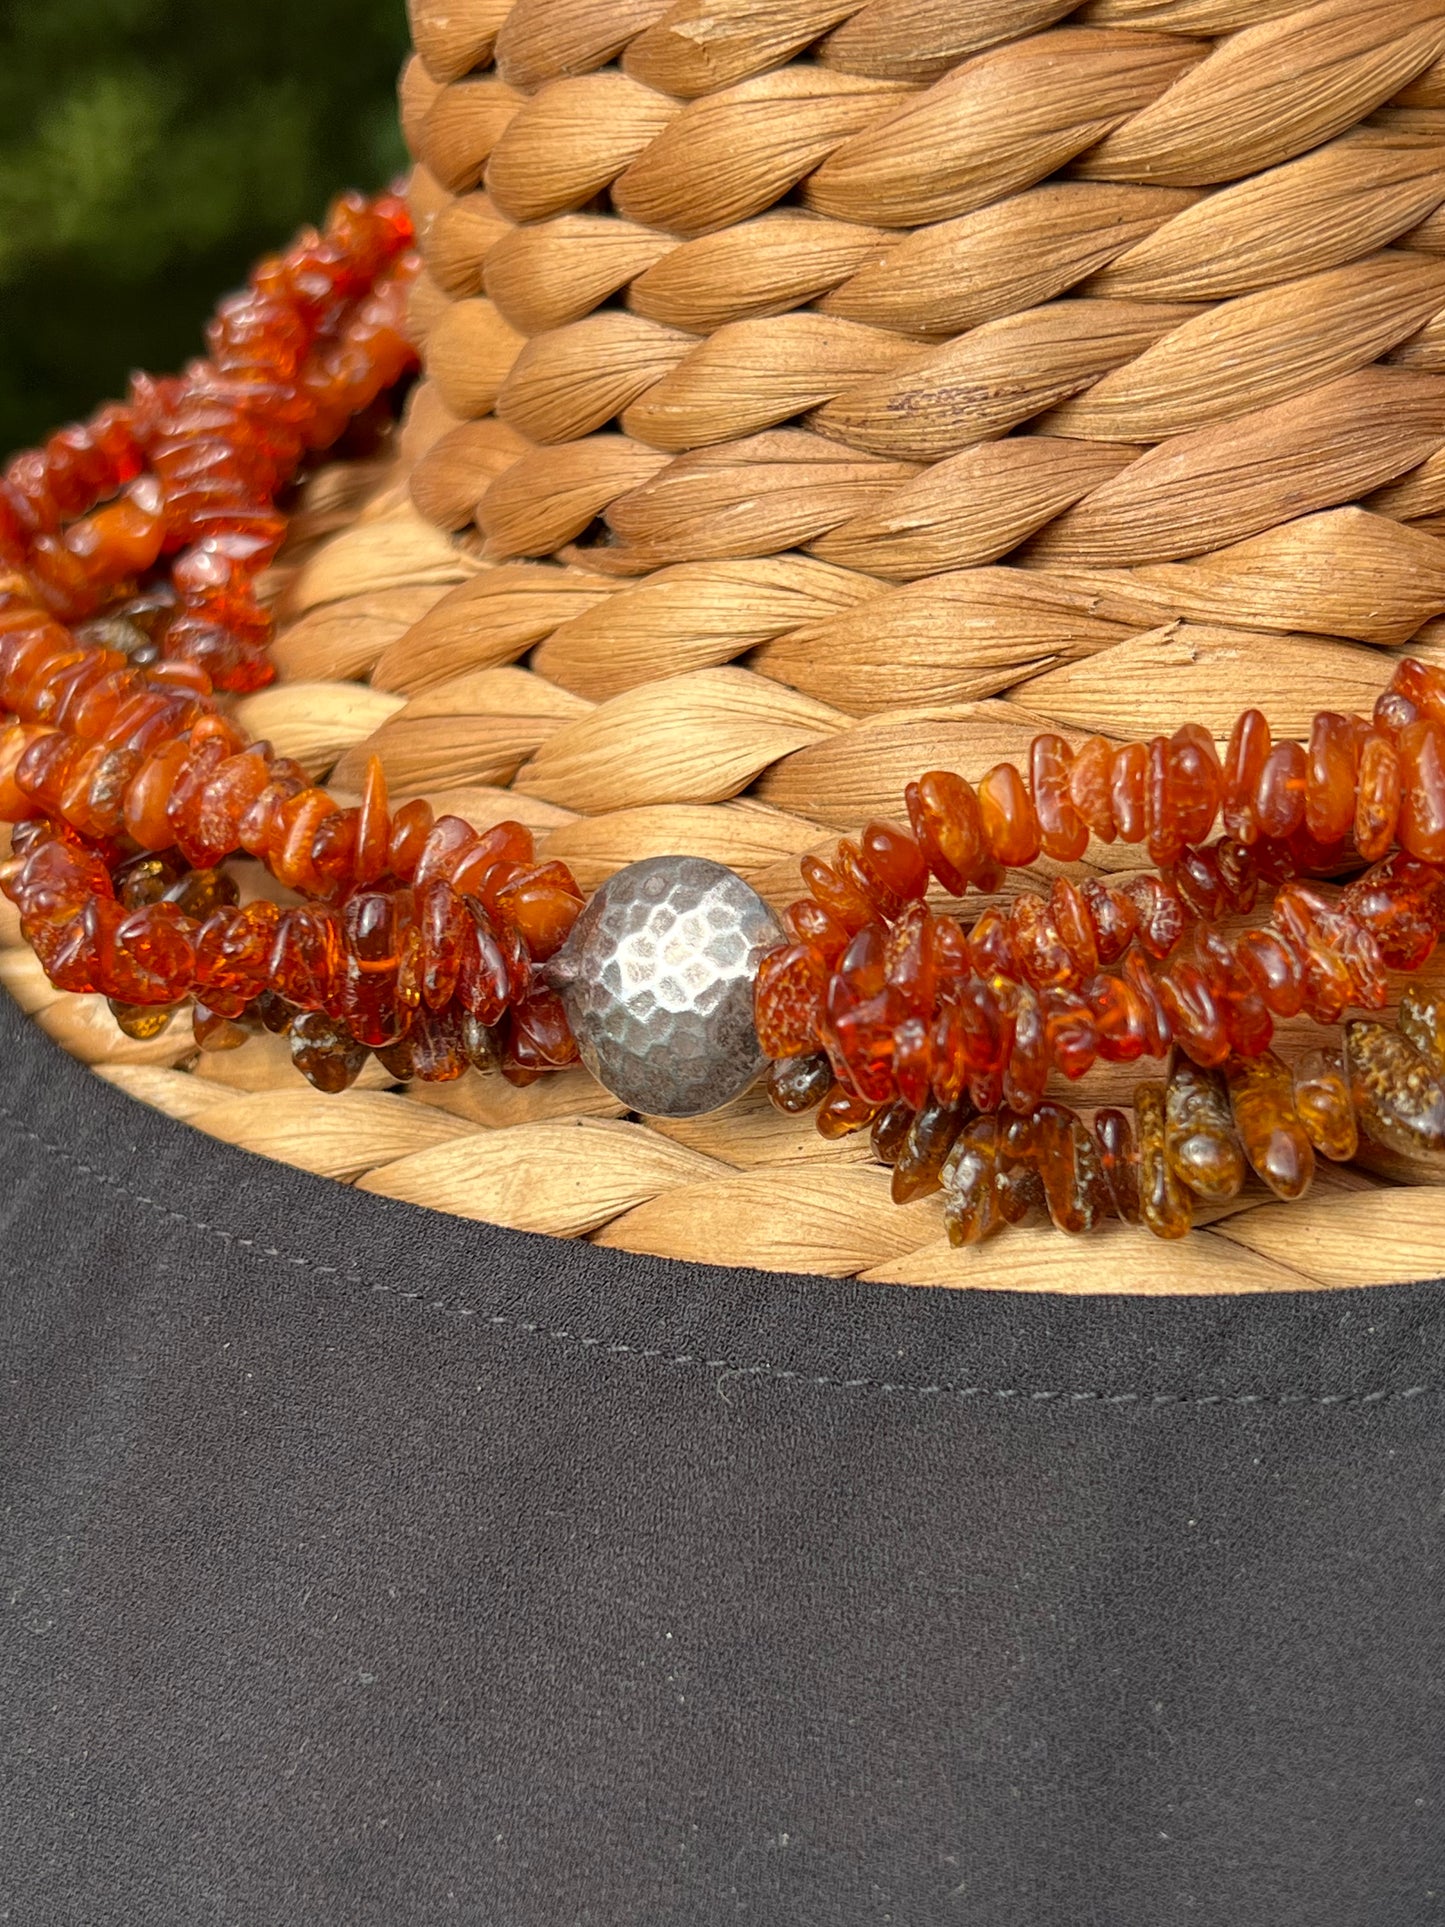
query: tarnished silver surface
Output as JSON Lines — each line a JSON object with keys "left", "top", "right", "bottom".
{"left": 544, "top": 856, "right": 783, "bottom": 1118}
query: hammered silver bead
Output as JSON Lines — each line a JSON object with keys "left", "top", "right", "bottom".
{"left": 544, "top": 856, "right": 783, "bottom": 1118}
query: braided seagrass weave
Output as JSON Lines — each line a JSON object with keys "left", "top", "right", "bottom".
{"left": 16, "top": 0, "right": 1445, "bottom": 1289}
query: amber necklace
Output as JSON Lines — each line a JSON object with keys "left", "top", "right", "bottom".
{"left": 4, "top": 201, "right": 1445, "bottom": 1250}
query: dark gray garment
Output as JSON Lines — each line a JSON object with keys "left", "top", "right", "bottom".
{"left": 2, "top": 985, "right": 1444, "bottom": 1925}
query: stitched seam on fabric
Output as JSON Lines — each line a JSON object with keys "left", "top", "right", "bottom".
{"left": 0, "top": 1095, "right": 1434, "bottom": 1411}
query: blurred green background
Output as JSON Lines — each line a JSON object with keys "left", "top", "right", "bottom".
{"left": 0, "top": 0, "right": 410, "bottom": 455}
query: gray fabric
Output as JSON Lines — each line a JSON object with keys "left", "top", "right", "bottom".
{"left": 2, "top": 986, "right": 1444, "bottom": 1924}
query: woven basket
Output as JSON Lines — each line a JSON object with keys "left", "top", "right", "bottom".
{"left": 14, "top": 0, "right": 1445, "bottom": 1290}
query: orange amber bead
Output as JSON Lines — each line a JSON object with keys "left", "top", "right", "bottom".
{"left": 858, "top": 820, "right": 928, "bottom": 906}
{"left": 799, "top": 852, "right": 873, "bottom": 933}
{"left": 388, "top": 797, "right": 435, "bottom": 881}
{"left": 1304, "top": 711, "right": 1358, "bottom": 846}
{"left": 456, "top": 906, "right": 514, "bottom": 1025}
{"left": 816, "top": 1086, "right": 879, "bottom": 1139}
{"left": 1387, "top": 656, "right": 1445, "bottom": 728}
{"left": 1007, "top": 893, "right": 1076, "bottom": 990}
{"left": 977, "top": 762, "right": 1040, "bottom": 868}
{"left": 755, "top": 942, "right": 828, "bottom": 1059}
{"left": 510, "top": 989, "right": 579, "bottom": 1069}
{"left": 0, "top": 723, "right": 49, "bottom": 821}
{"left": 1093, "top": 1107, "right": 1141, "bottom": 1223}
{"left": 1222, "top": 709, "right": 1269, "bottom": 843}
{"left": 1254, "top": 739, "right": 1306, "bottom": 841}
{"left": 1029, "top": 734, "right": 1088, "bottom": 862}
{"left": 1110, "top": 741, "right": 1147, "bottom": 843}
{"left": 340, "top": 890, "right": 410, "bottom": 1047}
{"left": 1343, "top": 852, "right": 1445, "bottom": 969}
{"left": 451, "top": 819, "right": 536, "bottom": 899}
{"left": 783, "top": 898, "right": 850, "bottom": 967}
{"left": 122, "top": 737, "right": 191, "bottom": 848}
{"left": 1396, "top": 719, "right": 1445, "bottom": 863}
{"left": 1354, "top": 733, "right": 1402, "bottom": 863}
{"left": 1067, "top": 736, "right": 1116, "bottom": 843}
{"left": 354, "top": 756, "right": 391, "bottom": 885}
{"left": 905, "top": 766, "right": 994, "bottom": 894}
{"left": 1170, "top": 724, "right": 1222, "bottom": 847}
{"left": 494, "top": 862, "right": 585, "bottom": 960}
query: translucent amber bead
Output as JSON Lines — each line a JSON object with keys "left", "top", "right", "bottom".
{"left": 1354, "top": 732, "right": 1401, "bottom": 863}
{"left": 1164, "top": 1057, "right": 1245, "bottom": 1201}
{"left": 1068, "top": 736, "right": 1116, "bottom": 843}
{"left": 1157, "top": 958, "right": 1229, "bottom": 1068}
{"left": 1397, "top": 720, "right": 1445, "bottom": 863}
{"left": 1303, "top": 711, "right": 1358, "bottom": 846}
{"left": 1140, "top": 732, "right": 1186, "bottom": 863}
{"left": 103, "top": 902, "right": 197, "bottom": 1006}
{"left": 496, "top": 862, "right": 585, "bottom": 961}
{"left": 766, "top": 1052, "right": 833, "bottom": 1114}
{"left": 783, "top": 897, "right": 850, "bottom": 967}
{"left": 1008, "top": 893, "right": 1076, "bottom": 990}
{"left": 799, "top": 852, "right": 873, "bottom": 933}
{"left": 870, "top": 1100, "right": 913, "bottom": 1166}
{"left": 997, "top": 1116, "right": 1047, "bottom": 1226}
{"left": 1340, "top": 852, "right": 1445, "bottom": 972}
{"left": 354, "top": 756, "right": 391, "bottom": 886}
{"left": 1222, "top": 709, "right": 1269, "bottom": 843}
{"left": 1272, "top": 883, "right": 1388, "bottom": 1011}
{"left": 457, "top": 906, "right": 515, "bottom": 1026}
{"left": 1226, "top": 1052, "right": 1314, "bottom": 1201}
{"left": 387, "top": 797, "right": 435, "bottom": 881}
{"left": 401, "top": 1003, "right": 471, "bottom": 1082}
{"left": 1110, "top": 741, "right": 1148, "bottom": 843}
{"left": 1041, "top": 987, "right": 1098, "bottom": 1081}
{"left": 1030, "top": 734, "right": 1088, "bottom": 862}
{"left": 816, "top": 1086, "right": 879, "bottom": 1139}
{"left": 290, "top": 1009, "right": 368, "bottom": 1093}
{"left": 461, "top": 1011, "right": 504, "bottom": 1074}
{"left": 942, "top": 1115, "right": 1004, "bottom": 1246}
{"left": 891, "top": 1095, "right": 969, "bottom": 1204}
{"left": 417, "top": 879, "right": 471, "bottom": 1012}
{"left": 1001, "top": 984, "right": 1048, "bottom": 1114}
{"left": 340, "top": 890, "right": 410, "bottom": 1048}
{"left": 977, "top": 762, "right": 1041, "bottom": 868}
{"left": 1344, "top": 1019, "right": 1445, "bottom": 1162}
{"left": 1398, "top": 982, "right": 1445, "bottom": 1078}
{"left": 271, "top": 904, "right": 343, "bottom": 1013}
{"left": 1292, "top": 1048, "right": 1358, "bottom": 1162}
{"left": 1084, "top": 973, "right": 1149, "bottom": 1064}
{"left": 755, "top": 942, "right": 829, "bottom": 1059}
{"left": 1255, "top": 739, "right": 1306, "bottom": 841}
{"left": 892, "top": 1014, "right": 931, "bottom": 1111}
{"left": 108, "top": 998, "right": 180, "bottom": 1040}
{"left": 858, "top": 821, "right": 929, "bottom": 909}
{"left": 1050, "top": 878, "right": 1099, "bottom": 977}
{"left": 1235, "top": 927, "right": 1306, "bottom": 1018}
{"left": 509, "top": 988, "right": 579, "bottom": 1071}
{"left": 1135, "top": 1080, "right": 1192, "bottom": 1239}
{"left": 1029, "top": 1099, "right": 1113, "bottom": 1234}
{"left": 1093, "top": 1107, "right": 1141, "bottom": 1224}
{"left": 192, "top": 1002, "right": 254, "bottom": 1051}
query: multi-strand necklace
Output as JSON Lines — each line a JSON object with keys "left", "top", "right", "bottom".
{"left": 3, "top": 197, "right": 1445, "bottom": 1250}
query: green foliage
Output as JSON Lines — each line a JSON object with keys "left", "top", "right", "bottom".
{"left": 0, "top": 0, "right": 409, "bottom": 452}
